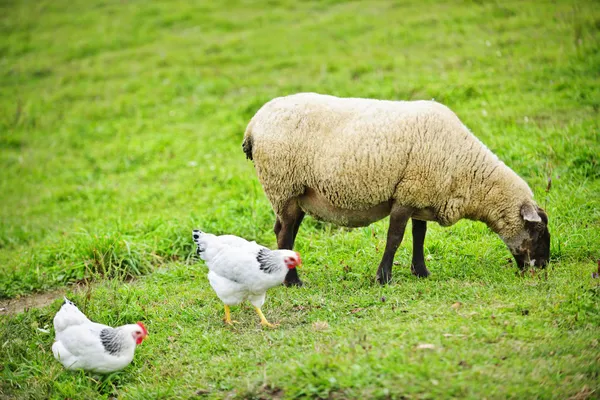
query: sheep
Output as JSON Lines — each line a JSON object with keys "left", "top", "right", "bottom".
{"left": 242, "top": 93, "right": 550, "bottom": 285}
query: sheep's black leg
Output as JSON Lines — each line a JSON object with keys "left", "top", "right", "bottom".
{"left": 274, "top": 218, "right": 282, "bottom": 237}
{"left": 376, "top": 205, "right": 413, "bottom": 285}
{"left": 292, "top": 211, "right": 305, "bottom": 242}
{"left": 274, "top": 210, "right": 304, "bottom": 243}
{"left": 276, "top": 205, "right": 301, "bottom": 250}
{"left": 411, "top": 219, "right": 430, "bottom": 277}
{"left": 276, "top": 201, "right": 304, "bottom": 287}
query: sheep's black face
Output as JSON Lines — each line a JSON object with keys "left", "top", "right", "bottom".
{"left": 509, "top": 206, "right": 550, "bottom": 269}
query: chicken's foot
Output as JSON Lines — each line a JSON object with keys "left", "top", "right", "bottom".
{"left": 223, "top": 305, "right": 238, "bottom": 325}
{"left": 253, "top": 306, "right": 278, "bottom": 328}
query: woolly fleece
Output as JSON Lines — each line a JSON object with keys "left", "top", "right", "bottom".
{"left": 243, "top": 93, "right": 538, "bottom": 243}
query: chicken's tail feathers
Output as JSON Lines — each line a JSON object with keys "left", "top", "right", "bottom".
{"left": 54, "top": 297, "right": 90, "bottom": 332}
{"left": 59, "top": 297, "right": 83, "bottom": 313}
{"left": 192, "top": 229, "right": 207, "bottom": 257}
{"left": 63, "top": 297, "right": 75, "bottom": 306}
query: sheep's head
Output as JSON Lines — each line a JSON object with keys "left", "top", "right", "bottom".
{"left": 504, "top": 203, "right": 550, "bottom": 269}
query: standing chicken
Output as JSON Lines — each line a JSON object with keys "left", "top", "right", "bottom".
{"left": 192, "top": 229, "right": 301, "bottom": 328}
{"left": 52, "top": 297, "right": 148, "bottom": 373}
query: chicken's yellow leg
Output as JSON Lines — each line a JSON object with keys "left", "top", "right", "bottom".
{"left": 223, "top": 305, "right": 238, "bottom": 325}
{"left": 253, "top": 306, "right": 278, "bottom": 328}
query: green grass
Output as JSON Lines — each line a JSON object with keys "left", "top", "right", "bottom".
{"left": 1, "top": 0, "right": 599, "bottom": 398}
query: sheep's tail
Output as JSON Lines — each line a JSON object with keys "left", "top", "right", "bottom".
{"left": 242, "top": 135, "right": 253, "bottom": 161}
{"left": 242, "top": 119, "right": 254, "bottom": 161}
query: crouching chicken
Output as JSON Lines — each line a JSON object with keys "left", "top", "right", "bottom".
{"left": 52, "top": 298, "right": 148, "bottom": 373}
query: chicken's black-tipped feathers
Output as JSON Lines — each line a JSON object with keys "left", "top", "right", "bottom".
{"left": 99, "top": 328, "right": 123, "bottom": 355}
{"left": 257, "top": 248, "right": 278, "bottom": 274}
{"left": 192, "top": 229, "right": 205, "bottom": 254}
{"left": 63, "top": 297, "right": 75, "bottom": 306}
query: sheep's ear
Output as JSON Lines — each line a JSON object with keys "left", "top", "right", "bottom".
{"left": 521, "top": 203, "right": 542, "bottom": 223}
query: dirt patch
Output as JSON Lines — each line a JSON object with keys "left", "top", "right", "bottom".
{"left": 0, "top": 289, "right": 66, "bottom": 315}
{"left": 0, "top": 280, "right": 117, "bottom": 315}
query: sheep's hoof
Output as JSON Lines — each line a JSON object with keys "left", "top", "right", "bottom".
{"left": 411, "top": 264, "right": 430, "bottom": 278}
{"left": 283, "top": 279, "right": 303, "bottom": 287}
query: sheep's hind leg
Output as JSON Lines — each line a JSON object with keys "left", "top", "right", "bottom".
{"left": 274, "top": 218, "right": 282, "bottom": 237}
{"left": 376, "top": 205, "right": 414, "bottom": 285}
{"left": 292, "top": 211, "right": 305, "bottom": 243}
{"left": 276, "top": 200, "right": 305, "bottom": 287}
{"left": 274, "top": 212, "right": 304, "bottom": 241}
{"left": 411, "top": 219, "right": 430, "bottom": 277}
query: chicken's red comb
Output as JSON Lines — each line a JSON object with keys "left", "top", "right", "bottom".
{"left": 137, "top": 322, "right": 148, "bottom": 336}
{"left": 295, "top": 251, "right": 302, "bottom": 264}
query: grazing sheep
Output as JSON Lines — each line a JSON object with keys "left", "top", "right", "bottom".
{"left": 242, "top": 93, "right": 550, "bottom": 285}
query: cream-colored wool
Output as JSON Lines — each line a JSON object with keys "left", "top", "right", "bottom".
{"left": 244, "top": 93, "right": 538, "bottom": 244}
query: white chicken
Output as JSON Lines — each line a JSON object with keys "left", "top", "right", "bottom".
{"left": 192, "top": 229, "right": 302, "bottom": 328}
{"left": 52, "top": 297, "right": 148, "bottom": 374}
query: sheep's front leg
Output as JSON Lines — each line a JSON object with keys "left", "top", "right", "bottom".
{"left": 276, "top": 200, "right": 305, "bottom": 287}
{"left": 411, "top": 219, "right": 430, "bottom": 277}
{"left": 376, "top": 205, "right": 413, "bottom": 285}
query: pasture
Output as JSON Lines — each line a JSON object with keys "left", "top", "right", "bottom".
{"left": 1, "top": 0, "right": 599, "bottom": 398}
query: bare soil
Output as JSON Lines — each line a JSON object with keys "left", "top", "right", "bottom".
{"left": 0, "top": 289, "right": 66, "bottom": 315}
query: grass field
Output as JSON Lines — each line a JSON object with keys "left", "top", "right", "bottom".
{"left": 1, "top": 0, "right": 599, "bottom": 398}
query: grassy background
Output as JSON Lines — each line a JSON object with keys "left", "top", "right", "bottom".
{"left": 1, "top": 0, "right": 599, "bottom": 398}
